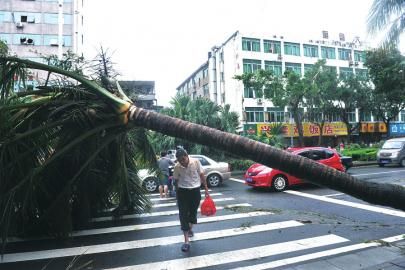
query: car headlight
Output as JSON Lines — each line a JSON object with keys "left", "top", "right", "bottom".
{"left": 258, "top": 167, "right": 273, "bottom": 175}
{"left": 391, "top": 152, "right": 398, "bottom": 158}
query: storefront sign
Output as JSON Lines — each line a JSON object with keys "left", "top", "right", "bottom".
{"left": 389, "top": 123, "right": 405, "bottom": 136}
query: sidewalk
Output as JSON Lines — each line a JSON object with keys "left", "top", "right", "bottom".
{"left": 283, "top": 238, "right": 405, "bottom": 270}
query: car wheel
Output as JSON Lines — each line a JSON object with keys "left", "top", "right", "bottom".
{"left": 143, "top": 177, "right": 158, "bottom": 192}
{"left": 207, "top": 173, "right": 221, "bottom": 187}
{"left": 378, "top": 163, "right": 385, "bottom": 167}
{"left": 272, "top": 175, "right": 288, "bottom": 192}
{"left": 400, "top": 159, "right": 405, "bottom": 167}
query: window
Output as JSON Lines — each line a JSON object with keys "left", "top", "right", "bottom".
{"left": 44, "top": 13, "right": 73, "bottom": 24}
{"left": 203, "top": 68, "right": 208, "bottom": 78}
{"left": 355, "top": 69, "right": 368, "bottom": 79}
{"left": 360, "top": 111, "right": 372, "bottom": 122}
{"left": 304, "top": 64, "right": 314, "bottom": 74}
{"left": 338, "top": 48, "right": 351, "bottom": 60}
{"left": 245, "top": 107, "right": 264, "bottom": 122}
{"left": 243, "top": 59, "right": 261, "bottom": 73}
{"left": 285, "top": 62, "right": 302, "bottom": 76}
{"left": 303, "top": 44, "right": 318, "bottom": 57}
{"left": 263, "top": 40, "right": 281, "bottom": 54}
{"left": 400, "top": 110, "right": 405, "bottom": 122}
{"left": 242, "top": 38, "right": 260, "bottom": 52}
{"left": 354, "top": 50, "right": 365, "bottom": 62}
{"left": 195, "top": 157, "right": 210, "bottom": 166}
{"left": 244, "top": 86, "right": 255, "bottom": 98}
{"left": 340, "top": 67, "right": 354, "bottom": 79}
{"left": 266, "top": 107, "right": 285, "bottom": 123}
{"left": 284, "top": 42, "right": 300, "bottom": 56}
{"left": 321, "top": 47, "right": 336, "bottom": 59}
{"left": 325, "top": 66, "right": 337, "bottom": 74}
{"left": 346, "top": 111, "right": 356, "bottom": 122}
{"left": 264, "top": 61, "right": 282, "bottom": 76}
{"left": 203, "top": 84, "right": 209, "bottom": 97}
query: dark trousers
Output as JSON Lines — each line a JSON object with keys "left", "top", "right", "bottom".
{"left": 177, "top": 187, "right": 201, "bottom": 231}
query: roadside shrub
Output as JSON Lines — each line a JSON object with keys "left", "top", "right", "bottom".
{"left": 343, "top": 148, "right": 378, "bottom": 161}
{"left": 228, "top": 159, "right": 255, "bottom": 171}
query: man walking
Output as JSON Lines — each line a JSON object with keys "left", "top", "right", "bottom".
{"left": 157, "top": 151, "right": 174, "bottom": 198}
{"left": 173, "top": 148, "right": 209, "bottom": 252}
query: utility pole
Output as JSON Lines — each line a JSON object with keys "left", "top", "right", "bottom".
{"left": 58, "top": 0, "right": 64, "bottom": 59}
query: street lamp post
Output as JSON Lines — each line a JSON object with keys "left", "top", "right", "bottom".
{"left": 57, "top": 0, "right": 64, "bottom": 59}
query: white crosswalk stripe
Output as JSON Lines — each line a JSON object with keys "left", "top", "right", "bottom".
{"left": 0, "top": 221, "right": 304, "bottom": 263}
{"left": 90, "top": 203, "right": 252, "bottom": 222}
{"left": 4, "top": 188, "right": 400, "bottom": 270}
{"left": 150, "top": 192, "right": 223, "bottom": 201}
{"left": 107, "top": 235, "right": 349, "bottom": 270}
{"left": 152, "top": 197, "right": 234, "bottom": 208}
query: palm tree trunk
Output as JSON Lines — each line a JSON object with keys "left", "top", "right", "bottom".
{"left": 128, "top": 106, "right": 405, "bottom": 211}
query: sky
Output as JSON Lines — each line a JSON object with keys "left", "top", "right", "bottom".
{"left": 83, "top": 0, "right": 404, "bottom": 107}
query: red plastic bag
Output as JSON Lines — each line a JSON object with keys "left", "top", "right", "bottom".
{"left": 200, "top": 195, "right": 216, "bottom": 216}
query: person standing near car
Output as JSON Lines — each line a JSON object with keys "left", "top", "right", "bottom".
{"left": 157, "top": 151, "right": 174, "bottom": 198}
{"left": 173, "top": 148, "right": 209, "bottom": 252}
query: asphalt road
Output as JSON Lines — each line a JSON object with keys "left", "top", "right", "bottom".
{"left": 1, "top": 165, "right": 404, "bottom": 270}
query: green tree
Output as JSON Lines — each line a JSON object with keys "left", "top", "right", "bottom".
{"left": 365, "top": 48, "right": 405, "bottom": 137}
{"left": 304, "top": 60, "right": 339, "bottom": 145}
{"left": 1, "top": 57, "right": 405, "bottom": 248}
{"left": 367, "top": 0, "right": 405, "bottom": 48}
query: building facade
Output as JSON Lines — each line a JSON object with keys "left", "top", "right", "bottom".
{"left": 177, "top": 30, "right": 405, "bottom": 140}
{"left": 0, "top": 0, "right": 84, "bottom": 61}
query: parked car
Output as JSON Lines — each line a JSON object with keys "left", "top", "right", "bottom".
{"left": 244, "top": 147, "right": 345, "bottom": 191}
{"left": 189, "top": 155, "right": 231, "bottom": 187}
{"left": 377, "top": 137, "right": 405, "bottom": 167}
{"left": 337, "top": 152, "right": 353, "bottom": 171}
{"left": 138, "top": 166, "right": 174, "bottom": 193}
{"left": 139, "top": 155, "right": 231, "bottom": 192}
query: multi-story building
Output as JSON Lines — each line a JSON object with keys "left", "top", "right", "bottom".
{"left": 0, "top": 0, "right": 84, "bottom": 61}
{"left": 119, "top": 80, "right": 160, "bottom": 111}
{"left": 177, "top": 30, "right": 405, "bottom": 141}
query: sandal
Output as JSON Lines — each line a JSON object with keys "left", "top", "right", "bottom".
{"left": 181, "top": 243, "right": 190, "bottom": 252}
{"left": 188, "top": 230, "right": 194, "bottom": 237}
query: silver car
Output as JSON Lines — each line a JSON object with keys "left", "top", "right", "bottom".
{"left": 377, "top": 137, "right": 405, "bottom": 167}
{"left": 190, "top": 155, "right": 231, "bottom": 187}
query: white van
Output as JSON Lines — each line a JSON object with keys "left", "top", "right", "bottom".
{"left": 377, "top": 137, "right": 405, "bottom": 167}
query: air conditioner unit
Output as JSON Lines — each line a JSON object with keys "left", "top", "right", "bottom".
{"left": 16, "top": 22, "right": 24, "bottom": 28}
{"left": 257, "top": 98, "right": 263, "bottom": 104}
{"left": 50, "top": 39, "right": 58, "bottom": 46}
{"left": 27, "top": 17, "right": 35, "bottom": 23}
{"left": 277, "top": 54, "right": 282, "bottom": 60}
{"left": 309, "top": 40, "right": 313, "bottom": 43}
{"left": 349, "top": 61, "right": 354, "bottom": 66}
{"left": 354, "top": 61, "right": 359, "bottom": 66}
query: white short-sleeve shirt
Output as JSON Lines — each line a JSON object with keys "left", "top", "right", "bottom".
{"left": 173, "top": 157, "right": 203, "bottom": 189}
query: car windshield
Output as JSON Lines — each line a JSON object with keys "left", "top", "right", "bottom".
{"left": 382, "top": 141, "right": 404, "bottom": 149}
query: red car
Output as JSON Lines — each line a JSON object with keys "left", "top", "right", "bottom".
{"left": 244, "top": 147, "right": 345, "bottom": 191}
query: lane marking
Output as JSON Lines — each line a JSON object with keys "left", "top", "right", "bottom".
{"left": 150, "top": 192, "right": 222, "bottom": 202}
{"left": 285, "top": 190, "right": 405, "bottom": 218}
{"left": 233, "top": 234, "right": 405, "bottom": 270}
{"left": 0, "top": 221, "right": 304, "bottom": 263}
{"left": 67, "top": 211, "right": 273, "bottom": 238}
{"left": 147, "top": 189, "right": 212, "bottom": 197}
{"left": 90, "top": 203, "right": 252, "bottom": 222}
{"left": 324, "top": 193, "right": 344, "bottom": 197}
{"left": 9, "top": 203, "right": 254, "bottom": 243}
{"left": 152, "top": 197, "right": 234, "bottom": 208}
{"left": 107, "top": 234, "right": 348, "bottom": 270}
{"left": 230, "top": 178, "right": 245, "bottom": 183}
{"left": 352, "top": 169, "right": 405, "bottom": 177}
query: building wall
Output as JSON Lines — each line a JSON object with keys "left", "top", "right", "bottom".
{"left": 177, "top": 30, "right": 383, "bottom": 131}
{"left": 0, "top": 0, "right": 84, "bottom": 60}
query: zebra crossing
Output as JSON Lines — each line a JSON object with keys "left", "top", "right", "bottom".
{"left": 0, "top": 189, "right": 402, "bottom": 269}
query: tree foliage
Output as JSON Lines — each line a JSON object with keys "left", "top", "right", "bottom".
{"left": 365, "top": 48, "right": 405, "bottom": 136}
{"left": 367, "top": 0, "right": 405, "bottom": 48}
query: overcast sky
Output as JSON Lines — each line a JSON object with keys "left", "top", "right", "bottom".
{"left": 83, "top": 0, "right": 404, "bottom": 107}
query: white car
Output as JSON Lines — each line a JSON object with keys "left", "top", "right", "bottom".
{"left": 139, "top": 155, "right": 231, "bottom": 192}
{"left": 189, "top": 155, "right": 231, "bottom": 187}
